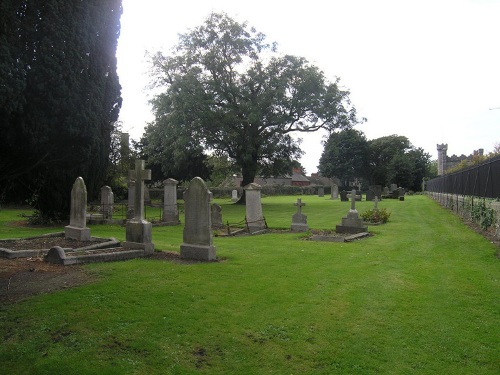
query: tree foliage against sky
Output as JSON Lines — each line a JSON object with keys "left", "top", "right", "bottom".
{"left": 319, "top": 131, "right": 432, "bottom": 191}
{"left": 145, "top": 12, "right": 360, "bottom": 190}
{"left": 0, "top": 0, "right": 122, "bottom": 220}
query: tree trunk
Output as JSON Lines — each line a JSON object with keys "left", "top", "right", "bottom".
{"left": 235, "top": 159, "right": 258, "bottom": 205}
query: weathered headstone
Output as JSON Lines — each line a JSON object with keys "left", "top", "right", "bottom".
{"left": 340, "top": 190, "right": 349, "bottom": 201}
{"left": 162, "top": 178, "right": 180, "bottom": 225}
{"left": 348, "top": 190, "right": 362, "bottom": 201}
{"left": 366, "top": 189, "right": 375, "bottom": 201}
{"left": 291, "top": 198, "right": 308, "bottom": 232}
{"left": 390, "top": 184, "right": 398, "bottom": 192}
{"left": 336, "top": 189, "right": 368, "bottom": 234}
{"left": 180, "top": 177, "right": 216, "bottom": 260}
{"left": 318, "top": 187, "right": 325, "bottom": 197}
{"left": 123, "top": 160, "right": 154, "bottom": 254}
{"left": 100, "top": 186, "right": 114, "bottom": 220}
{"left": 370, "top": 185, "right": 382, "bottom": 200}
{"left": 211, "top": 203, "right": 223, "bottom": 229}
{"left": 65, "top": 177, "right": 91, "bottom": 241}
{"left": 382, "top": 186, "right": 390, "bottom": 196}
{"left": 374, "top": 196, "right": 379, "bottom": 210}
{"left": 144, "top": 186, "right": 151, "bottom": 205}
{"left": 231, "top": 189, "right": 238, "bottom": 203}
{"left": 244, "top": 183, "right": 266, "bottom": 233}
{"left": 330, "top": 184, "right": 339, "bottom": 200}
{"left": 398, "top": 187, "right": 405, "bottom": 201}
{"left": 127, "top": 179, "right": 135, "bottom": 219}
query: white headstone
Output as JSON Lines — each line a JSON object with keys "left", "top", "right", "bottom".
{"left": 231, "top": 189, "right": 238, "bottom": 203}
{"left": 100, "top": 185, "right": 114, "bottom": 220}
{"left": 65, "top": 177, "right": 91, "bottom": 241}
{"left": 162, "top": 178, "right": 180, "bottom": 225}
{"left": 244, "top": 183, "right": 266, "bottom": 233}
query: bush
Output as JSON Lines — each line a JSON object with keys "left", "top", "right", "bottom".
{"left": 361, "top": 208, "right": 391, "bottom": 224}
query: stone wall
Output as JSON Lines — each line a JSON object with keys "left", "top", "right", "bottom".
{"left": 426, "top": 192, "right": 500, "bottom": 238}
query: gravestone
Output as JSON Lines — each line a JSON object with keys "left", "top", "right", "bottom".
{"left": 291, "top": 198, "right": 308, "bottom": 232}
{"left": 211, "top": 203, "right": 223, "bottom": 229}
{"left": 144, "top": 186, "right": 151, "bottom": 205}
{"left": 231, "top": 189, "right": 238, "bottom": 203}
{"left": 123, "top": 160, "right": 154, "bottom": 254}
{"left": 340, "top": 190, "right": 349, "bottom": 201}
{"left": 65, "top": 177, "right": 91, "bottom": 241}
{"left": 382, "top": 186, "right": 390, "bottom": 196}
{"left": 370, "top": 185, "right": 382, "bottom": 200}
{"left": 392, "top": 189, "right": 399, "bottom": 199}
{"left": 100, "top": 186, "right": 114, "bottom": 220}
{"left": 180, "top": 177, "right": 216, "bottom": 260}
{"left": 162, "top": 178, "right": 180, "bottom": 225}
{"left": 244, "top": 183, "right": 266, "bottom": 233}
{"left": 336, "top": 189, "right": 368, "bottom": 234}
{"left": 127, "top": 180, "right": 135, "bottom": 219}
{"left": 366, "top": 189, "right": 375, "bottom": 201}
{"left": 318, "top": 187, "right": 325, "bottom": 197}
{"left": 330, "top": 184, "right": 339, "bottom": 200}
{"left": 348, "top": 190, "right": 362, "bottom": 201}
{"left": 390, "top": 183, "right": 398, "bottom": 192}
{"left": 398, "top": 187, "right": 405, "bottom": 201}
{"left": 374, "top": 196, "right": 379, "bottom": 210}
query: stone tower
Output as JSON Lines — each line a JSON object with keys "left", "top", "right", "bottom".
{"left": 436, "top": 144, "right": 448, "bottom": 176}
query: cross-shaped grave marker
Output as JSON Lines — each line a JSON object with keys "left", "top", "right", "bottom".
{"left": 350, "top": 189, "right": 357, "bottom": 212}
{"left": 374, "top": 196, "right": 379, "bottom": 210}
{"left": 129, "top": 160, "right": 151, "bottom": 221}
{"left": 294, "top": 198, "right": 306, "bottom": 215}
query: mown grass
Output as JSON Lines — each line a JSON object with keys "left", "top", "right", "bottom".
{"left": 1, "top": 195, "right": 499, "bottom": 374}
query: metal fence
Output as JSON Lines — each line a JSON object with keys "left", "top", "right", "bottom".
{"left": 426, "top": 154, "right": 500, "bottom": 198}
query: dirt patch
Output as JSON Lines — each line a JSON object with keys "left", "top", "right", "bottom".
{"left": 0, "top": 256, "right": 96, "bottom": 304}
{"left": 0, "top": 236, "right": 109, "bottom": 250}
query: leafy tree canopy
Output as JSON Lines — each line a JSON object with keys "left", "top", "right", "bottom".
{"left": 146, "top": 12, "right": 360, "bottom": 192}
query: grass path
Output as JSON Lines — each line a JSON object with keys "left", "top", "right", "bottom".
{"left": 1, "top": 195, "right": 499, "bottom": 374}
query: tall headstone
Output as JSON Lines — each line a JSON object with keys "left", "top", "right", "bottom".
{"left": 330, "top": 184, "right": 339, "bottom": 200}
{"left": 244, "top": 183, "right": 266, "bottom": 233}
{"left": 162, "top": 178, "right": 180, "bottom": 225}
{"left": 366, "top": 189, "right": 375, "bottom": 201}
{"left": 374, "top": 196, "right": 379, "bottom": 210}
{"left": 318, "top": 187, "right": 325, "bottom": 197}
{"left": 211, "top": 203, "right": 223, "bottom": 229}
{"left": 180, "top": 177, "right": 216, "bottom": 260}
{"left": 231, "top": 189, "right": 238, "bottom": 203}
{"left": 340, "top": 190, "right": 349, "bottom": 201}
{"left": 65, "top": 177, "right": 91, "bottom": 241}
{"left": 123, "top": 160, "right": 154, "bottom": 254}
{"left": 100, "top": 186, "right": 114, "bottom": 220}
{"left": 127, "top": 179, "right": 135, "bottom": 219}
{"left": 336, "top": 189, "right": 368, "bottom": 234}
{"left": 291, "top": 198, "right": 308, "bottom": 232}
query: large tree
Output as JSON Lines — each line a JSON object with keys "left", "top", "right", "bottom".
{"left": 147, "top": 12, "right": 359, "bottom": 193}
{"left": 0, "top": 0, "right": 122, "bottom": 220}
{"left": 318, "top": 128, "right": 369, "bottom": 187}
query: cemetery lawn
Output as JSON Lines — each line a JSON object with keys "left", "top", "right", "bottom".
{"left": 1, "top": 195, "right": 500, "bottom": 374}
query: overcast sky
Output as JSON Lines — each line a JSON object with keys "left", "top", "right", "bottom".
{"left": 116, "top": 0, "right": 500, "bottom": 174}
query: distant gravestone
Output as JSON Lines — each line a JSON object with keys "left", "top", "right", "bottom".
{"left": 318, "top": 187, "right": 325, "bottom": 197}
{"left": 65, "top": 177, "right": 91, "bottom": 241}
{"left": 144, "top": 186, "right": 151, "bottom": 205}
{"left": 211, "top": 203, "right": 223, "bottom": 229}
{"left": 374, "top": 196, "right": 379, "bottom": 210}
{"left": 382, "top": 186, "right": 390, "bottom": 196}
{"left": 366, "top": 189, "right": 375, "bottom": 201}
{"left": 100, "top": 186, "right": 114, "bottom": 220}
{"left": 244, "top": 183, "right": 266, "bottom": 233}
{"left": 336, "top": 189, "right": 368, "bottom": 234}
{"left": 330, "top": 184, "right": 339, "bottom": 200}
{"left": 291, "top": 198, "right": 308, "bottom": 232}
{"left": 180, "top": 177, "right": 216, "bottom": 261}
{"left": 340, "top": 190, "right": 349, "bottom": 201}
{"left": 390, "top": 184, "right": 398, "bottom": 192}
{"left": 398, "top": 187, "right": 405, "bottom": 201}
{"left": 127, "top": 180, "right": 135, "bottom": 219}
{"left": 162, "top": 178, "right": 180, "bottom": 225}
{"left": 392, "top": 189, "right": 399, "bottom": 199}
{"left": 370, "top": 185, "right": 382, "bottom": 200}
{"left": 231, "top": 189, "right": 238, "bottom": 203}
{"left": 123, "top": 160, "right": 154, "bottom": 254}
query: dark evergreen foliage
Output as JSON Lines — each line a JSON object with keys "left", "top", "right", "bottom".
{"left": 0, "top": 0, "right": 122, "bottom": 220}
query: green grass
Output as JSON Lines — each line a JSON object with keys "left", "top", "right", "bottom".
{"left": 1, "top": 195, "right": 499, "bottom": 374}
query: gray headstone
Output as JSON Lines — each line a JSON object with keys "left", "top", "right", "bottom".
{"left": 65, "top": 177, "right": 91, "bottom": 241}
{"left": 374, "top": 196, "right": 379, "bottom": 210}
{"left": 390, "top": 184, "right": 398, "bottom": 192}
{"left": 318, "top": 187, "right": 325, "bottom": 197}
{"left": 366, "top": 190, "right": 375, "bottom": 201}
{"left": 291, "top": 198, "right": 308, "bottom": 232}
{"left": 100, "top": 186, "right": 114, "bottom": 220}
{"left": 336, "top": 189, "right": 367, "bottom": 234}
{"left": 231, "top": 189, "right": 238, "bottom": 203}
{"left": 162, "top": 178, "right": 180, "bottom": 225}
{"left": 244, "top": 183, "right": 266, "bottom": 233}
{"left": 211, "top": 203, "right": 223, "bottom": 228}
{"left": 123, "top": 160, "right": 154, "bottom": 254}
{"left": 330, "top": 184, "right": 339, "bottom": 200}
{"left": 180, "top": 177, "right": 216, "bottom": 260}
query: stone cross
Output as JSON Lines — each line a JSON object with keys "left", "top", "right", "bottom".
{"left": 350, "top": 189, "right": 357, "bottom": 211}
{"left": 294, "top": 198, "right": 306, "bottom": 215}
{"left": 374, "top": 196, "right": 379, "bottom": 210}
{"left": 129, "top": 160, "right": 151, "bottom": 220}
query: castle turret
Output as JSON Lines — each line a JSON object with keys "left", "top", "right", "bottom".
{"left": 437, "top": 144, "right": 448, "bottom": 176}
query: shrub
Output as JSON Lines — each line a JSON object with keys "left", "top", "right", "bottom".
{"left": 361, "top": 208, "right": 391, "bottom": 224}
